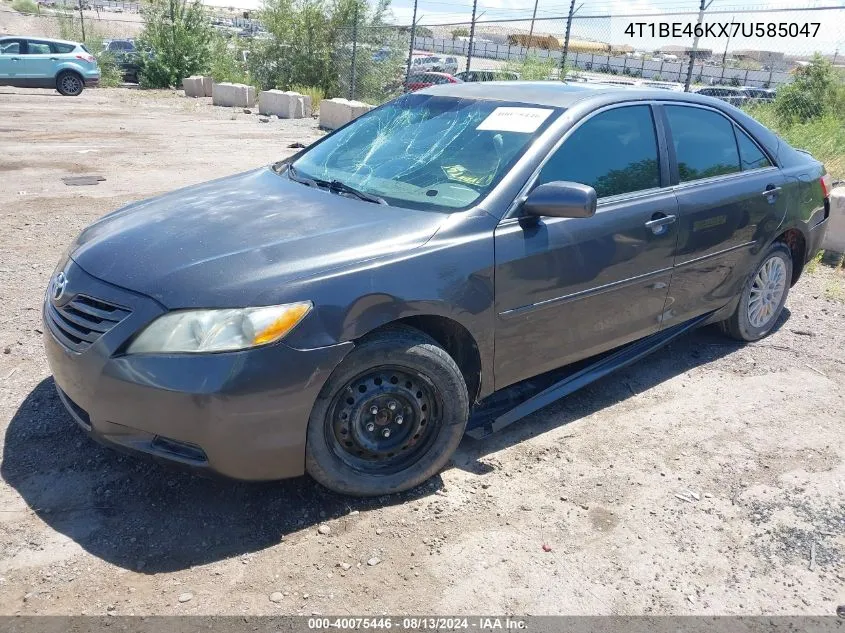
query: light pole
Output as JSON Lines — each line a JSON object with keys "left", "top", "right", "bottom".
{"left": 527, "top": 0, "right": 539, "bottom": 49}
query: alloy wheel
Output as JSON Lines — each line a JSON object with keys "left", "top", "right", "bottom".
{"left": 747, "top": 255, "right": 787, "bottom": 328}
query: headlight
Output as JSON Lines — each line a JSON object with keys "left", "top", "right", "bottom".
{"left": 126, "top": 301, "right": 312, "bottom": 354}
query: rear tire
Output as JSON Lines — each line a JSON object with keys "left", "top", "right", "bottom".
{"left": 56, "top": 71, "right": 84, "bottom": 96}
{"left": 721, "top": 242, "right": 792, "bottom": 342}
{"left": 305, "top": 326, "right": 469, "bottom": 497}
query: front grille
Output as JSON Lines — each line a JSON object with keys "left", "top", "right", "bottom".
{"left": 46, "top": 294, "right": 131, "bottom": 352}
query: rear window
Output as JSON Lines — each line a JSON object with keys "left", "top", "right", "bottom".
{"left": 54, "top": 43, "right": 76, "bottom": 53}
{"left": 26, "top": 41, "right": 52, "bottom": 54}
{"left": 665, "top": 105, "right": 741, "bottom": 182}
{"left": 81, "top": 44, "right": 92, "bottom": 54}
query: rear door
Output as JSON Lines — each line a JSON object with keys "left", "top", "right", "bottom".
{"left": 20, "top": 39, "right": 57, "bottom": 83}
{"left": 660, "top": 103, "right": 788, "bottom": 327}
{"left": 493, "top": 103, "right": 678, "bottom": 388}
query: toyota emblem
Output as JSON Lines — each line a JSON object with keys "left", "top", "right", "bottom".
{"left": 51, "top": 271, "right": 69, "bottom": 302}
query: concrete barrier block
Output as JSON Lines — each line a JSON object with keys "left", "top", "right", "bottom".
{"left": 822, "top": 188, "right": 845, "bottom": 254}
{"left": 319, "top": 98, "right": 373, "bottom": 130}
{"left": 183, "top": 75, "right": 206, "bottom": 98}
{"left": 258, "top": 90, "right": 312, "bottom": 118}
{"left": 212, "top": 82, "right": 257, "bottom": 108}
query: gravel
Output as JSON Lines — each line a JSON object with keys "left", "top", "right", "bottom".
{"left": 0, "top": 87, "right": 843, "bottom": 617}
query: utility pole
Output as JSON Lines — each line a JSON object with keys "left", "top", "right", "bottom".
{"left": 720, "top": 14, "right": 734, "bottom": 67}
{"left": 684, "top": 0, "right": 713, "bottom": 92}
{"left": 78, "top": 0, "right": 86, "bottom": 41}
{"left": 465, "top": 0, "right": 478, "bottom": 73}
{"left": 404, "top": 0, "right": 418, "bottom": 85}
{"left": 559, "top": 0, "right": 577, "bottom": 80}
{"left": 349, "top": 2, "right": 359, "bottom": 100}
{"left": 527, "top": 0, "right": 539, "bottom": 50}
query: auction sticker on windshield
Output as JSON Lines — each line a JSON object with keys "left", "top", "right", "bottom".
{"left": 476, "top": 107, "right": 554, "bottom": 133}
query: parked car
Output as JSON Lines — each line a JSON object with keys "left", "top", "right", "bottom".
{"left": 695, "top": 86, "right": 774, "bottom": 106}
{"left": 408, "top": 54, "right": 441, "bottom": 74}
{"left": 433, "top": 55, "right": 459, "bottom": 74}
{"left": 44, "top": 83, "right": 831, "bottom": 496}
{"left": 0, "top": 36, "right": 99, "bottom": 95}
{"left": 101, "top": 38, "right": 140, "bottom": 83}
{"left": 454, "top": 69, "right": 519, "bottom": 82}
{"left": 404, "top": 71, "right": 461, "bottom": 92}
{"left": 742, "top": 87, "right": 776, "bottom": 103}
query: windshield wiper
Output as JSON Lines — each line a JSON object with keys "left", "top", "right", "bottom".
{"left": 287, "top": 164, "right": 387, "bottom": 205}
{"left": 325, "top": 179, "right": 388, "bottom": 206}
{"left": 285, "top": 163, "right": 318, "bottom": 187}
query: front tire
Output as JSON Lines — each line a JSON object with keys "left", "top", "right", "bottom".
{"left": 305, "top": 326, "right": 469, "bottom": 497}
{"left": 56, "top": 71, "right": 84, "bottom": 96}
{"left": 721, "top": 242, "right": 792, "bottom": 342}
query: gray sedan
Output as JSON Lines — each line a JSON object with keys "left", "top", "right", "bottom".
{"left": 43, "top": 82, "right": 831, "bottom": 496}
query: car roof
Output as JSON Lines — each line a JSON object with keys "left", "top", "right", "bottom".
{"left": 419, "top": 81, "right": 736, "bottom": 109}
{"left": 0, "top": 35, "right": 81, "bottom": 46}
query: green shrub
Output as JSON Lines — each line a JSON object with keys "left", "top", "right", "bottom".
{"left": 503, "top": 53, "right": 557, "bottom": 81}
{"left": 11, "top": 0, "right": 38, "bottom": 13}
{"left": 137, "top": 0, "right": 213, "bottom": 88}
{"left": 207, "top": 34, "right": 250, "bottom": 85}
{"left": 774, "top": 54, "right": 845, "bottom": 125}
{"left": 291, "top": 84, "right": 324, "bottom": 111}
{"left": 248, "top": 0, "right": 401, "bottom": 103}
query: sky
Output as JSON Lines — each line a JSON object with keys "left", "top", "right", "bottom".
{"left": 201, "top": 0, "right": 844, "bottom": 55}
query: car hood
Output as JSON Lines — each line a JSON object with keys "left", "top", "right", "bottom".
{"left": 71, "top": 167, "right": 446, "bottom": 308}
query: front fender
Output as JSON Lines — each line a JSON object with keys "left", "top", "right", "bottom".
{"left": 281, "top": 210, "right": 499, "bottom": 397}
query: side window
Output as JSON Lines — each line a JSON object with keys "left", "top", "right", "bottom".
{"left": 25, "top": 41, "right": 52, "bottom": 55}
{"left": 735, "top": 126, "right": 771, "bottom": 170}
{"left": 53, "top": 43, "right": 76, "bottom": 54}
{"left": 0, "top": 40, "right": 21, "bottom": 54}
{"left": 536, "top": 105, "right": 660, "bottom": 199}
{"left": 665, "top": 105, "right": 740, "bottom": 182}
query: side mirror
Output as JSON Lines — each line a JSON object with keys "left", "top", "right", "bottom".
{"left": 522, "top": 181, "right": 597, "bottom": 219}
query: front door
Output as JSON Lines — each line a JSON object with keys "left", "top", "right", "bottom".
{"left": 659, "top": 104, "right": 789, "bottom": 326}
{"left": 494, "top": 104, "right": 678, "bottom": 389}
{"left": 0, "top": 39, "right": 25, "bottom": 84}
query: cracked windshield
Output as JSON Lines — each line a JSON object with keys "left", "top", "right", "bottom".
{"left": 291, "top": 94, "right": 561, "bottom": 210}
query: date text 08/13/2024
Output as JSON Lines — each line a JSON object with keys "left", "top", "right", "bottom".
{"left": 307, "top": 618, "right": 528, "bottom": 630}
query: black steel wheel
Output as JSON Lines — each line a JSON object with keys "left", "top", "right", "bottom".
{"left": 327, "top": 366, "right": 440, "bottom": 474}
{"left": 306, "top": 326, "right": 469, "bottom": 496}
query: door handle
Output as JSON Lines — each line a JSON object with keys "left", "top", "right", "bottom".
{"left": 645, "top": 213, "right": 677, "bottom": 235}
{"left": 10, "top": 57, "right": 20, "bottom": 62}
{"left": 50, "top": 57, "right": 59, "bottom": 61}
{"left": 761, "top": 186, "right": 782, "bottom": 197}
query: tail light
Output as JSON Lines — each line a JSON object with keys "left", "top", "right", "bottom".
{"left": 76, "top": 54, "right": 96, "bottom": 63}
{"left": 820, "top": 173, "right": 832, "bottom": 198}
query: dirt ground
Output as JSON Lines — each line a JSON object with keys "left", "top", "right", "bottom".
{"left": 0, "top": 87, "right": 843, "bottom": 617}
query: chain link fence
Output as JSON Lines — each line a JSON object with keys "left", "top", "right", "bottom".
{"left": 3, "top": 0, "right": 842, "bottom": 176}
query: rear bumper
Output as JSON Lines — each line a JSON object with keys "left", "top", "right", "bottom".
{"left": 43, "top": 259, "right": 353, "bottom": 480}
{"left": 84, "top": 77, "right": 100, "bottom": 87}
{"left": 807, "top": 214, "right": 829, "bottom": 261}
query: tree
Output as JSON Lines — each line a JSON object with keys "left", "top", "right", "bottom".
{"left": 251, "top": 0, "right": 398, "bottom": 101}
{"left": 773, "top": 54, "right": 844, "bottom": 124}
{"left": 137, "top": 0, "right": 213, "bottom": 88}
{"left": 451, "top": 27, "right": 469, "bottom": 39}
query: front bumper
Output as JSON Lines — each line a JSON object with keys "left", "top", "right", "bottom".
{"left": 43, "top": 259, "right": 352, "bottom": 480}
